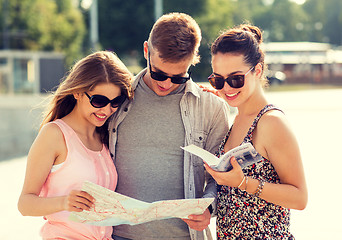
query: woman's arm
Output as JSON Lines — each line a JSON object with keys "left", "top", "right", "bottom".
{"left": 252, "top": 110, "right": 308, "bottom": 209}
{"left": 17, "top": 123, "right": 94, "bottom": 216}
{"left": 205, "top": 111, "right": 308, "bottom": 210}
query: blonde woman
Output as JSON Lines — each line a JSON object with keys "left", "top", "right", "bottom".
{"left": 18, "top": 51, "right": 133, "bottom": 240}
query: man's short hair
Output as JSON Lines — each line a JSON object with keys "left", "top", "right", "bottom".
{"left": 148, "top": 12, "right": 201, "bottom": 65}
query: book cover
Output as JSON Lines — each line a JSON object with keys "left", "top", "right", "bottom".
{"left": 181, "top": 142, "right": 263, "bottom": 172}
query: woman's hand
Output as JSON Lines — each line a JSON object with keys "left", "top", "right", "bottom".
{"left": 64, "top": 190, "right": 95, "bottom": 212}
{"left": 204, "top": 156, "right": 244, "bottom": 188}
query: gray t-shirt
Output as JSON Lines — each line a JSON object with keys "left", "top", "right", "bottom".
{"left": 114, "top": 77, "right": 190, "bottom": 240}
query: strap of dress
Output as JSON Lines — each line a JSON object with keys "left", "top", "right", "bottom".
{"left": 52, "top": 119, "right": 73, "bottom": 137}
{"left": 244, "top": 104, "right": 283, "bottom": 142}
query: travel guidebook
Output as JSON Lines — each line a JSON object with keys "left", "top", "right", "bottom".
{"left": 181, "top": 142, "right": 263, "bottom": 172}
{"left": 69, "top": 181, "right": 214, "bottom": 226}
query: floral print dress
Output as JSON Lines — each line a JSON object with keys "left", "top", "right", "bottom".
{"left": 216, "top": 104, "right": 294, "bottom": 239}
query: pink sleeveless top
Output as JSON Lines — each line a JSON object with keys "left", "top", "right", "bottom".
{"left": 39, "top": 119, "right": 117, "bottom": 240}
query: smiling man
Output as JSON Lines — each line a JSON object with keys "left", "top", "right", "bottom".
{"left": 108, "top": 12, "right": 230, "bottom": 240}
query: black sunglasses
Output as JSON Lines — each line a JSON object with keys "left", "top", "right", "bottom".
{"left": 148, "top": 52, "right": 191, "bottom": 84}
{"left": 208, "top": 66, "right": 255, "bottom": 90}
{"left": 84, "top": 92, "right": 126, "bottom": 108}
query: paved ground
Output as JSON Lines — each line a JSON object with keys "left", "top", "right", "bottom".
{"left": 1, "top": 88, "right": 342, "bottom": 240}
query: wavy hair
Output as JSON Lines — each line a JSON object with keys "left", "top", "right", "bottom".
{"left": 41, "top": 51, "right": 133, "bottom": 145}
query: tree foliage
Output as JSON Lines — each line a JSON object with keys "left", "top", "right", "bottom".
{"left": 97, "top": 0, "right": 154, "bottom": 62}
{"left": 194, "top": 0, "right": 235, "bottom": 78}
{"left": 95, "top": 0, "right": 342, "bottom": 79}
{"left": 251, "top": 0, "right": 306, "bottom": 42}
{"left": 0, "top": 0, "right": 86, "bottom": 66}
{"left": 1, "top": 0, "right": 341, "bottom": 76}
{"left": 303, "top": 0, "right": 342, "bottom": 45}
{"left": 97, "top": 0, "right": 207, "bottom": 66}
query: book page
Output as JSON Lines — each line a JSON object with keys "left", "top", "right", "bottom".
{"left": 181, "top": 145, "right": 219, "bottom": 166}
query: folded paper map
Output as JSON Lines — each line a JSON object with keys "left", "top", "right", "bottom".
{"left": 181, "top": 142, "right": 263, "bottom": 172}
{"left": 69, "top": 181, "right": 214, "bottom": 226}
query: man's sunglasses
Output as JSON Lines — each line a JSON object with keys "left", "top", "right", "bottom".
{"left": 84, "top": 92, "right": 126, "bottom": 108}
{"left": 208, "top": 66, "right": 255, "bottom": 90}
{"left": 148, "top": 52, "right": 191, "bottom": 84}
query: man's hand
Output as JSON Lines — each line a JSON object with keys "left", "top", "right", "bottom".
{"left": 198, "top": 84, "right": 219, "bottom": 96}
{"left": 182, "top": 208, "right": 211, "bottom": 231}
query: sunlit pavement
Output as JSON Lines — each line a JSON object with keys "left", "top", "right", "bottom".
{"left": 1, "top": 88, "right": 342, "bottom": 240}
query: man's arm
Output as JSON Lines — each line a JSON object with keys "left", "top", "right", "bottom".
{"left": 182, "top": 208, "right": 211, "bottom": 231}
{"left": 182, "top": 96, "right": 230, "bottom": 230}
{"left": 203, "top": 97, "right": 230, "bottom": 214}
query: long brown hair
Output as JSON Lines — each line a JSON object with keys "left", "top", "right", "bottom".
{"left": 41, "top": 51, "right": 133, "bottom": 145}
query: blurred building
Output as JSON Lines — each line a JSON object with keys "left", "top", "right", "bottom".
{"left": 0, "top": 50, "right": 65, "bottom": 94}
{"left": 0, "top": 50, "right": 65, "bottom": 160}
{"left": 263, "top": 42, "right": 342, "bottom": 84}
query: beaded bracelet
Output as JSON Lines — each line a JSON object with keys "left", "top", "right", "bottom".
{"left": 251, "top": 179, "right": 265, "bottom": 197}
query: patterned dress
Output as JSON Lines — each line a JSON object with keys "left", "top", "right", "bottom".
{"left": 216, "top": 104, "right": 294, "bottom": 239}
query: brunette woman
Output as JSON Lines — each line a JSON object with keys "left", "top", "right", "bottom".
{"left": 205, "top": 24, "right": 308, "bottom": 239}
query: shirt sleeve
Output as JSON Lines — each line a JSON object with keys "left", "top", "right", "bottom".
{"left": 202, "top": 96, "right": 230, "bottom": 216}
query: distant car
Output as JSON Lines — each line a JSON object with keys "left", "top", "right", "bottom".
{"left": 267, "top": 71, "right": 286, "bottom": 85}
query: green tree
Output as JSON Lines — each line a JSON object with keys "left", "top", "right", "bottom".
{"left": 97, "top": 0, "right": 207, "bottom": 69}
{"left": 252, "top": 0, "right": 309, "bottom": 42}
{"left": 303, "top": 0, "right": 342, "bottom": 45}
{"left": 301, "top": 0, "right": 326, "bottom": 42}
{"left": 89, "top": 0, "right": 342, "bottom": 80}
{"left": 194, "top": 0, "right": 235, "bottom": 80}
{"left": 0, "top": 0, "right": 86, "bottom": 66}
{"left": 230, "top": 0, "right": 265, "bottom": 25}
{"left": 163, "top": 0, "right": 206, "bottom": 17}
{"left": 97, "top": 0, "right": 154, "bottom": 62}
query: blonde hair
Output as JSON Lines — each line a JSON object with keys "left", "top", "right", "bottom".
{"left": 148, "top": 12, "right": 201, "bottom": 65}
{"left": 41, "top": 51, "right": 133, "bottom": 144}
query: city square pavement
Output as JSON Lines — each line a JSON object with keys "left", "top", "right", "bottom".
{"left": 1, "top": 88, "right": 342, "bottom": 240}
